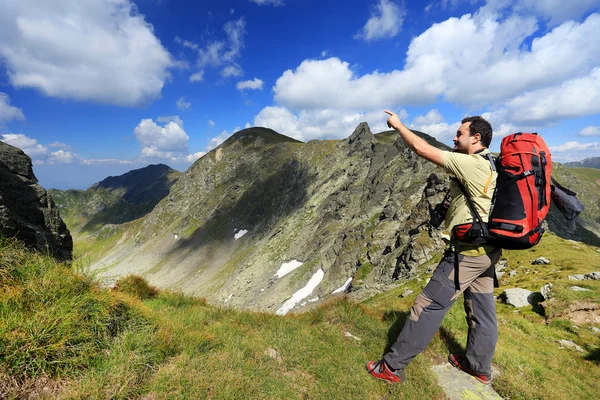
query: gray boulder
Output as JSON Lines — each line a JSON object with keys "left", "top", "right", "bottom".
{"left": 502, "top": 288, "right": 535, "bottom": 308}
{"left": 0, "top": 141, "right": 72, "bottom": 260}
{"left": 569, "top": 286, "right": 591, "bottom": 292}
{"left": 586, "top": 272, "right": 600, "bottom": 280}
{"left": 540, "top": 283, "right": 552, "bottom": 300}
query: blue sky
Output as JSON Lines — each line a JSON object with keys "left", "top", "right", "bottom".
{"left": 1, "top": 0, "right": 600, "bottom": 189}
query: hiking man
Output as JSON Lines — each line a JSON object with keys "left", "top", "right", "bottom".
{"left": 366, "top": 110, "right": 501, "bottom": 385}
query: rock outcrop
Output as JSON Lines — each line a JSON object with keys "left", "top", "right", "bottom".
{"left": 0, "top": 141, "right": 72, "bottom": 260}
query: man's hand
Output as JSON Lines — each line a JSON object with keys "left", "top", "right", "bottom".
{"left": 385, "top": 110, "right": 403, "bottom": 131}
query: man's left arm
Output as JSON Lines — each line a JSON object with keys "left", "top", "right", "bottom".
{"left": 385, "top": 110, "right": 444, "bottom": 167}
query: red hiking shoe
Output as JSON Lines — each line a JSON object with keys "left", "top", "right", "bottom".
{"left": 366, "top": 359, "right": 405, "bottom": 383}
{"left": 448, "top": 354, "right": 492, "bottom": 385}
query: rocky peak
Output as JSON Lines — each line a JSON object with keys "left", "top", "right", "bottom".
{"left": 0, "top": 141, "right": 36, "bottom": 181}
{"left": 0, "top": 141, "right": 72, "bottom": 260}
{"left": 346, "top": 122, "right": 375, "bottom": 150}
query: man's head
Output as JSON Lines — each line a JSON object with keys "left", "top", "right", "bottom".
{"left": 453, "top": 116, "right": 493, "bottom": 154}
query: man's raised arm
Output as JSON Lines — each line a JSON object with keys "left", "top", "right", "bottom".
{"left": 385, "top": 110, "right": 444, "bottom": 167}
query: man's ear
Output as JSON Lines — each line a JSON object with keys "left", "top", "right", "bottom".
{"left": 471, "top": 133, "right": 481, "bottom": 144}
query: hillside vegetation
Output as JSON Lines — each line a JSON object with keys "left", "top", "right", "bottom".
{"left": 1, "top": 233, "right": 599, "bottom": 399}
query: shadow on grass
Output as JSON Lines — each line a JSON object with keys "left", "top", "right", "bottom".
{"left": 381, "top": 310, "right": 409, "bottom": 356}
{"left": 439, "top": 326, "right": 465, "bottom": 356}
{"left": 585, "top": 347, "right": 600, "bottom": 364}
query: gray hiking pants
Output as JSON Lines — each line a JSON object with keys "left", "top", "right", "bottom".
{"left": 384, "top": 248, "right": 502, "bottom": 375}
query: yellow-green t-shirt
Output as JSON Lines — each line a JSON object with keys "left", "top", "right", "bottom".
{"left": 440, "top": 149, "right": 497, "bottom": 256}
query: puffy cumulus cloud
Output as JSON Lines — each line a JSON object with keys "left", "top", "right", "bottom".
{"left": 579, "top": 126, "right": 600, "bottom": 137}
{"left": 408, "top": 110, "right": 460, "bottom": 141}
{"left": 207, "top": 129, "right": 239, "bottom": 151}
{"left": 273, "top": 57, "right": 443, "bottom": 111}
{"left": 176, "top": 97, "right": 191, "bottom": 110}
{"left": 236, "top": 78, "right": 264, "bottom": 91}
{"left": 504, "top": 67, "right": 600, "bottom": 124}
{"left": 1, "top": 133, "right": 83, "bottom": 165}
{"left": 134, "top": 118, "right": 189, "bottom": 159}
{"left": 0, "top": 93, "right": 25, "bottom": 123}
{"left": 186, "top": 151, "right": 206, "bottom": 162}
{"left": 0, "top": 0, "right": 173, "bottom": 107}
{"left": 355, "top": 0, "right": 405, "bottom": 42}
{"left": 254, "top": 106, "right": 392, "bottom": 142}
{"left": 485, "top": 0, "right": 600, "bottom": 26}
{"left": 250, "top": 0, "right": 284, "bottom": 6}
{"left": 549, "top": 141, "right": 600, "bottom": 162}
{"left": 156, "top": 116, "right": 184, "bottom": 128}
{"left": 479, "top": 110, "right": 519, "bottom": 139}
{"left": 274, "top": 12, "right": 600, "bottom": 117}
{"left": 1, "top": 133, "right": 48, "bottom": 158}
{"left": 48, "top": 150, "right": 76, "bottom": 164}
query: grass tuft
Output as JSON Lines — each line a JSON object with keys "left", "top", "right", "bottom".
{"left": 113, "top": 275, "right": 159, "bottom": 300}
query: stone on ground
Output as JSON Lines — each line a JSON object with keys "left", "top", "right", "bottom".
{"left": 502, "top": 288, "right": 534, "bottom": 308}
{"left": 432, "top": 364, "right": 502, "bottom": 400}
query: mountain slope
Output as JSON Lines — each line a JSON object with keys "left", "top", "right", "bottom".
{"left": 88, "top": 125, "right": 452, "bottom": 313}
{"left": 565, "top": 156, "right": 600, "bottom": 169}
{"left": 50, "top": 164, "right": 182, "bottom": 258}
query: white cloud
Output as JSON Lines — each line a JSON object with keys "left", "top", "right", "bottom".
{"left": 236, "top": 78, "right": 264, "bottom": 90}
{"left": 189, "top": 71, "right": 204, "bottom": 82}
{"left": 273, "top": 57, "right": 443, "bottom": 110}
{"left": 245, "top": 122, "right": 251, "bottom": 128}
{"left": 409, "top": 110, "right": 459, "bottom": 141}
{"left": 48, "top": 150, "right": 76, "bottom": 164}
{"left": 271, "top": 11, "right": 600, "bottom": 129}
{"left": 355, "top": 0, "right": 405, "bottom": 42}
{"left": 250, "top": 0, "right": 284, "bottom": 6}
{"left": 254, "top": 106, "right": 391, "bottom": 142}
{"left": 0, "top": 93, "right": 25, "bottom": 123}
{"left": 134, "top": 118, "right": 189, "bottom": 158}
{"left": 1, "top": 133, "right": 47, "bottom": 158}
{"left": 80, "top": 158, "right": 135, "bottom": 165}
{"left": 186, "top": 151, "right": 206, "bottom": 162}
{"left": 208, "top": 119, "right": 216, "bottom": 127}
{"left": 550, "top": 141, "right": 600, "bottom": 162}
{"left": 579, "top": 126, "right": 600, "bottom": 137}
{"left": 505, "top": 67, "right": 600, "bottom": 124}
{"left": 176, "top": 97, "right": 191, "bottom": 110}
{"left": 412, "top": 109, "right": 444, "bottom": 126}
{"left": 207, "top": 129, "right": 238, "bottom": 151}
{"left": 222, "top": 65, "right": 243, "bottom": 78}
{"left": 190, "top": 17, "right": 246, "bottom": 79}
{"left": 488, "top": 0, "right": 600, "bottom": 26}
{"left": 156, "top": 116, "right": 184, "bottom": 128}
{"left": 0, "top": 0, "right": 173, "bottom": 107}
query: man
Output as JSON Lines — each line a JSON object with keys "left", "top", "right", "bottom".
{"left": 366, "top": 110, "right": 501, "bottom": 385}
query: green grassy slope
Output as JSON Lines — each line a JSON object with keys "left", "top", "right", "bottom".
{"left": 1, "top": 233, "right": 599, "bottom": 399}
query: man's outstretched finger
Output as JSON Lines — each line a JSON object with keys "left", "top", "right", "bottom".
{"left": 384, "top": 110, "right": 394, "bottom": 116}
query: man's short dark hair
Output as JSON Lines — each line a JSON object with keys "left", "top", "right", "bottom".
{"left": 462, "top": 116, "right": 493, "bottom": 148}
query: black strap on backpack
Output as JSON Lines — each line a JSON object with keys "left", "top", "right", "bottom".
{"left": 450, "top": 153, "right": 499, "bottom": 289}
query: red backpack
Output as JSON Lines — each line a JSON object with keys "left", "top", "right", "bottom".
{"left": 453, "top": 133, "right": 552, "bottom": 250}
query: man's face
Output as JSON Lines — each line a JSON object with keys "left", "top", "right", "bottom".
{"left": 453, "top": 122, "right": 478, "bottom": 154}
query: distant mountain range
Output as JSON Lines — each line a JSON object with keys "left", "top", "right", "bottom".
{"left": 565, "top": 156, "right": 600, "bottom": 169}
{"left": 50, "top": 164, "right": 182, "bottom": 236}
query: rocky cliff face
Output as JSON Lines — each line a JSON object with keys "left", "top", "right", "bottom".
{"left": 86, "top": 124, "right": 452, "bottom": 312}
{"left": 0, "top": 141, "right": 72, "bottom": 260}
